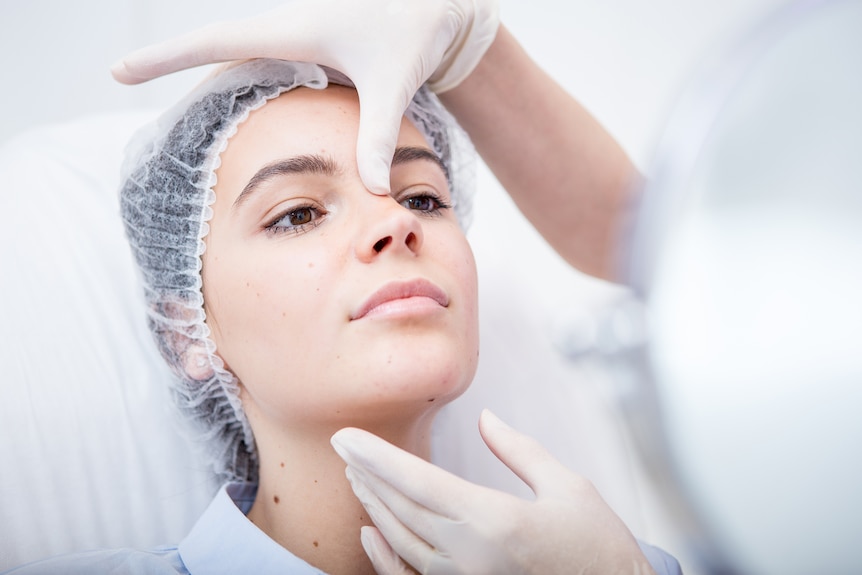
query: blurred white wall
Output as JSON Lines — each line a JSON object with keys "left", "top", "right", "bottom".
{"left": 1, "top": 0, "right": 277, "bottom": 142}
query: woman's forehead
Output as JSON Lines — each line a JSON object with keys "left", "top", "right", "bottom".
{"left": 222, "top": 84, "right": 430, "bottom": 170}
{"left": 214, "top": 84, "right": 438, "bottom": 207}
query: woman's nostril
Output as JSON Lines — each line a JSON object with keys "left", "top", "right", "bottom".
{"left": 373, "top": 237, "right": 391, "bottom": 253}
{"left": 405, "top": 232, "right": 418, "bottom": 250}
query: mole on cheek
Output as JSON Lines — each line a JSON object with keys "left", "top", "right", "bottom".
{"left": 273, "top": 495, "right": 280, "bottom": 504}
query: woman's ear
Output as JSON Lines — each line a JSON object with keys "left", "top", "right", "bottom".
{"left": 182, "top": 342, "right": 216, "bottom": 381}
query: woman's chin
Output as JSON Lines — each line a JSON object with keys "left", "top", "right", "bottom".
{"left": 375, "top": 356, "right": 475, "bottom": 401}
{"left": 240, "top": 351, "right": 477, "bottom": 434}
{"left": 319, "top": 370, "right": 473, "bottom": 429}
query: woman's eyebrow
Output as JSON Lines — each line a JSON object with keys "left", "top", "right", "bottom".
{"left": 233, "top": 154, "right": 341, "bottom": 208}
{"left": 232, "top": 146, "right": 447, "bottom": 209}
{"left": 392, "top": 146, "right": 449, "bottom": 181}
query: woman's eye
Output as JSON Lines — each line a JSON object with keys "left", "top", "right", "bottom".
{"left": 266, "top": 205, "right": 325, "bottom": 235}
{"left": 400, "top": 193, "right": 451, "bottom": 215}
{"left": 285, "top": 207, "right": 314, "bottom": 225}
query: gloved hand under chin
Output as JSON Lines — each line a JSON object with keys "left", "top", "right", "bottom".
{"left": 331, "top": 410, "right": 657, "bottom": 575}
{"left": 111, "top": 0, "right": 499, "bottom": 196}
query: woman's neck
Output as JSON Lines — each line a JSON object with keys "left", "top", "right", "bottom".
{"left": 247, "top": 414, "right": 437, "bottom": 575}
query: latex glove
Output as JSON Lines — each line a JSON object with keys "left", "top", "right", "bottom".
{"left": 110, "top": 0, "right": 499, "bottom": 195}
{"left": 330, "top": 410, "right": 656, "bottom": 575}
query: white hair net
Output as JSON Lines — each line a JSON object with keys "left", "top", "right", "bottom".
{"left": 119, "top": 58, "right": 475, "bottom": 483}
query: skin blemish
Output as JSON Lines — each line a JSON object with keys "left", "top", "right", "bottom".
{"left": 428, "top": 397, "right": 436, "bottom": 402}
{"left": 307, "top": 262, "right": 314, "bottom": 268}
{"left": 313, "top": 541, "right": 319, "bottom": 548}
{"left": 273, "top": 495, "right": 280, "bottom": 504}
{"left": 280, "top": 462, "right": 285, "bottom": 468}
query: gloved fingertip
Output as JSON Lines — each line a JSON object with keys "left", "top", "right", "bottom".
{"left": 359, "top": 525, "right": 381, "bottom": 555}
{"left": 359, "top": 527, "right": 384, "bottom": 567}
{"left": 369, "top": 183, "right": 391, "bottom": 196}
{"left": 331, "top": 425, "right": 363, "bottom": 452}
{"left": 360, "top": 526, "right": 405, "bottom": 575}
{"left": 346, "top": 468, "right": 389, "bottom": 528}
{"left": 330, "top": 431, "right": 354, "bottom": 464}
{"left": 344, "top": 465, "right": 363, "bottom": 490}
{"left": 110, "top": 60, "right": 144, "bottom": 84}
{"left": 358, "top": 155, "right": 392, "bottom": 196}
{"left": 479, "top": 408, "right": 512, "bottom": 432}
{"left": 331, "top": 429, "right": 378, "bottom": 474}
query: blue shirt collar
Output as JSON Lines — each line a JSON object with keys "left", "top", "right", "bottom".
{"left": 178, "top": 482, "right": 327, "bottom": 575}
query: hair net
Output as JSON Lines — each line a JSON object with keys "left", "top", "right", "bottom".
{"left": 119, "top": 58, "right": 475, "bottom": 483}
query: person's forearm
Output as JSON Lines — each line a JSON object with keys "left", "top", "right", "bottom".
{"left": 440, "top": 25, "right": 640, "bottom": 282}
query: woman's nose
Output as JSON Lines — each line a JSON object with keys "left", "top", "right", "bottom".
{"left": 355, "top": 198, "right": 424, "bottom": 263}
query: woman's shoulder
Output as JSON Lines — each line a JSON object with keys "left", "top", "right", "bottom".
{"left": 2, "top": 545, "right": 188, "bottom": 575}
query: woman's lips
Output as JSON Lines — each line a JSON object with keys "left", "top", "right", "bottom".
{"left": 351, "top": 279, "right": 449, "bottom": 320}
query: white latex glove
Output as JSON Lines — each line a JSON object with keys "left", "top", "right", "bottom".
{"left": 110, "top": 0, "right": 499, "bottom": 195}
{"left": 330, "top": 410, "right": 657, "bottom": 575}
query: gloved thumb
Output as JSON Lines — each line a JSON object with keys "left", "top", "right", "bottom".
{"left": 353, "top": 78, "right": 416, "bottom": 195}
{"left": 478, "top": 409, "right": 574, "bottom": 498}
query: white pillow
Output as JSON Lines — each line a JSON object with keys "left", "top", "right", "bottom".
{"left": 0, "top": 113, "right": 215, "bottom": 569}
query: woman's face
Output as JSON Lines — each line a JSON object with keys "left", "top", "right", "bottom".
{"left": 203, "top": 85, "right": 479, "bottom": 432}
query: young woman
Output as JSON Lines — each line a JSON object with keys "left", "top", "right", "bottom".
{"left": 4, "top": 59, "right": 674, "bottom": 574}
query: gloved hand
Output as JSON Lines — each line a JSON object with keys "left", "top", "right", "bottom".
{"left": 111, "top": 0, "right": 499, "bottom": 196}
{"left": 330, "top": 410, "right": 656, "bottom": 575}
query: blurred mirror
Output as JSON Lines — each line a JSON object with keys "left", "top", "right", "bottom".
{"left": 619, "top": 0, "right": 862, "bottom": 573}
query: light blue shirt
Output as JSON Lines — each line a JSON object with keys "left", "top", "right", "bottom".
{"left": 4, "top": 483, "right": 325, "bottom": 575}
{"left": 638, "top": 540, "right": 684, "bottom": 575}
{"left": 4, "top": 482, "right": 681, "bottom": 574}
